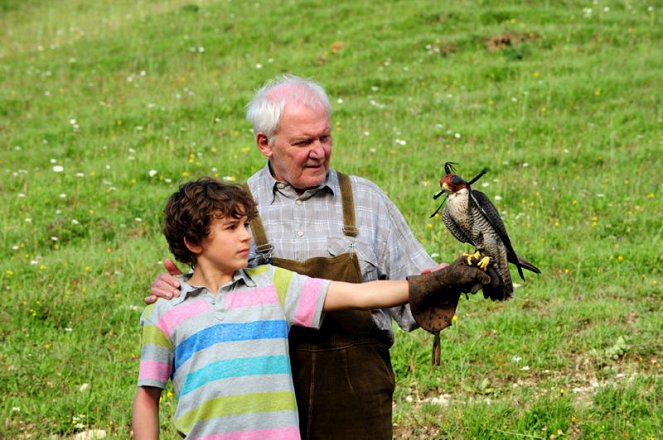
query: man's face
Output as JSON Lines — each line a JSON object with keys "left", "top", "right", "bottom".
{"left": 258, "top": 103, "right": 332, "bottom": 191}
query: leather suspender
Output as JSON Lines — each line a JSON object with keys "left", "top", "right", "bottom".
{"left": 339, "top": 172, "right": 358, "bottom": 237}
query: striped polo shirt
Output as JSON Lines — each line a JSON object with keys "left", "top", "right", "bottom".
{"left": 137, "top": 265, "right": 330, "bottom": 439}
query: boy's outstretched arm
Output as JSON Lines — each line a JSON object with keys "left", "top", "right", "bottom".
{"left": 323, "top": 261, "right": 492, "bottom": 312}
{"left": 132, "top": 386, "right": 162, "bottom": 440}
{"left": 324, "top": 280, "right": 409, "bottom": 311}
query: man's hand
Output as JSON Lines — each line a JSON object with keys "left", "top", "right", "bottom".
{"left": 144, "top": 258, "right": 183, "bottom": 305}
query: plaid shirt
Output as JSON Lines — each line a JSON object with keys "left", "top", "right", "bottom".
{"left": 247, "top": 164, "right": 436, "bottom": 335}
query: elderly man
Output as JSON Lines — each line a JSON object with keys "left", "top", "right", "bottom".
{"left": 149, "top": 75, "right": 461, "bottom": 439}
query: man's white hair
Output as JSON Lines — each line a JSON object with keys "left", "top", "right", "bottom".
{"left": 246, "top": 74, "right": 332, "bottom": 142}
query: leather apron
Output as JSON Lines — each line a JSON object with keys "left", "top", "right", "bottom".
{"left": 249, "top": 173, "right": 394, "bottom": 440}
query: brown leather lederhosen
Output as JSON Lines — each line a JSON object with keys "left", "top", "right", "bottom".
{"left": 249, "top": 173, "right": 394, "bottom": 440}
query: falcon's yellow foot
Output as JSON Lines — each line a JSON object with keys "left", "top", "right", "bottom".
{"left": 464, "top": 251, "right": 482, "bottom": 266}
{"left": 477, "top": 256, "right": 491, "bottom": 271}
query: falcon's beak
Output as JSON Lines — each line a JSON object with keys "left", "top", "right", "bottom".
{"left": 433, "top": 184, "right": 448, "bottom": 200}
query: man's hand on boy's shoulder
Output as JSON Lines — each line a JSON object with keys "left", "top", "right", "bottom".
{"left": 145, "top": 258, "right": 183, "bottom": 304}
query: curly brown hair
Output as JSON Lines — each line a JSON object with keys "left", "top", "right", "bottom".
{"left": 162, "top": 178, "right": 258, "bottom": 266}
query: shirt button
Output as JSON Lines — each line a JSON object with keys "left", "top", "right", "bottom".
{"left": 296, "top": 200, "right": 302, "bottom": 205}
{"left": 277, "top": 183, "right": 286, "bottom": 189}
{"left": 297, "top": 231, "right": 304, "bottom": 237}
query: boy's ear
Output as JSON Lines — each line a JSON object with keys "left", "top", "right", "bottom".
{"left": 183, "top": 237, "right": 203, "bottom": 254}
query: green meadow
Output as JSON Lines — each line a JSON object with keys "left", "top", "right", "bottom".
{"left": 1, "top": 0, "right": 660, "bottom": 438}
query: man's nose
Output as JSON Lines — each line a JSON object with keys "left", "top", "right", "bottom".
{"left": 309, "top": 139, "right": 325, "bottom": 158}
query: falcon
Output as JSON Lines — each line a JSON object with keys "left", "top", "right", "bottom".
{"left": 431, "top": 162, "right": 540, "bottom": 300}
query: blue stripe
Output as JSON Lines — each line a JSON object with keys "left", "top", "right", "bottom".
{"left": 179, "top": 355, "right": 291, "bottom": 396}
{"left": 174, "top": 320, "right": 288, "bottom": 370}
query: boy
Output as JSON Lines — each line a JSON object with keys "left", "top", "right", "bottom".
{"left": 132, "top": 178, "right": 489, "bottom": 439}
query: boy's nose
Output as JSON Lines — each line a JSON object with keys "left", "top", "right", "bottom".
{"left": 240, "top": 225, "right": 251, "bottom": 240}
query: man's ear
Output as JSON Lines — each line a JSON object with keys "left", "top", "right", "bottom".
{"left": 183, "top": 237, "right": 203, "bottom": 254}
{"left": 256, "top": 133, "right": 272, "bottom": 158}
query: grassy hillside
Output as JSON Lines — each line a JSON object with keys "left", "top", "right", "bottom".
{"left": 1, "top": 0, "right": 660, "bottom": 438}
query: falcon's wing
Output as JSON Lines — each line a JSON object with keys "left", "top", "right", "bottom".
{"left": 470, "top": 190, "right": 525, "bottom": 280}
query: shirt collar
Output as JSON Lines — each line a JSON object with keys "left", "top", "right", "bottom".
{"left": 257, "top": 162, "right": 337, "bottom": 203}
{"left": 173, "top": 269, "right": 257, "bottom": 304}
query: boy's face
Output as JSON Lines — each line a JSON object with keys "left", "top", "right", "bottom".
{"left": 194, "top": 214, "right": 252, "bottom": 275}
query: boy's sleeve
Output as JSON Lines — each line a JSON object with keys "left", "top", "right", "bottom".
{"left": 274, "top": 267, "right": 331, "bottom": 329}
{"left": 136, "top": 304, "right": 173, "bottom": 389}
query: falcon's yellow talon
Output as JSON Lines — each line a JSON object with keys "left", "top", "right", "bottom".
{"left": 464, "top": 251, "right": 481, "bottom": 266}
{"left": 478, "top": 256, "right": 491, "bottom": 271}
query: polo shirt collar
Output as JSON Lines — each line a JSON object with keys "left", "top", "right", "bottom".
{"left": 173, "top": 269, "right": 257, "bottom": 304}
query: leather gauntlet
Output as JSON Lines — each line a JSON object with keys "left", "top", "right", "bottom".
{"left": 407, "top": 257, "right": 492, "bottom": 365}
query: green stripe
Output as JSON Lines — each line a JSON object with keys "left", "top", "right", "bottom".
{"left": 273, "top": 267, "right": 294, "bottom": 306}
{"left": 247, "top": 265, "right": 269, "bottom": 277}
{"left": 175, "top": 391, "right": 296, "bottom": 433}
{"left": 142, "top": 325, "right": 171, "bottom": 349}
{"left": 142, "top": 303, "right": 156, "bottom": 320}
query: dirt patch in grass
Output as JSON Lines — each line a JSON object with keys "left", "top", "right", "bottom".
{"left": 393, "top": 424, "right": 442, "bottom": 439}
{"left": 485, "top": 32, "right": 540, "bottom": 51}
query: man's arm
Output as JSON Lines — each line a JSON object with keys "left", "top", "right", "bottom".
{"left": 132, "top": 386, "right": 162, "bottom": 440}
{"left": 145, "top": 258, "right": 182, "bottom": 304}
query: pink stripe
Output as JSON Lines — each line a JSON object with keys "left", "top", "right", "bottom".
{"left": 225, "top": 286, "right": 279, "bottom": 309}
{"left": 139, "top": 360, "right": 171, "bottom": 382}
{"left": 157, "top": 300, "right": 211, "bottom": 338}
{"left": 200, "top": 427, "right": 300, "bottom": 440}
{"left": 294, "top": 278, "right": 324, "bottom": 327}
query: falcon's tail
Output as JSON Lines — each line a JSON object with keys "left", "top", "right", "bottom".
{"left": 517, "top": 256, "right": 541, "bottom": 274}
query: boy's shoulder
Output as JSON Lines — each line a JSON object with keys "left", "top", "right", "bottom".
{"left": 244, "top": 265, "right": 300, "bottom": 284}
{"left": 245, "top": 264, "right": 279, "bottom": 280}
{"left": 141, "top": 279, "right": 204, "bottom": 319}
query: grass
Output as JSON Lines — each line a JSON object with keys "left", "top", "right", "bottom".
{"left": 1, "top": 0, "right": 661, "bottom": 438}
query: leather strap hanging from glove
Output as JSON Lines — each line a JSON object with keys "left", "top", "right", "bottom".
{"left": 407, "top": 256, "right": 492, "bottom": 365}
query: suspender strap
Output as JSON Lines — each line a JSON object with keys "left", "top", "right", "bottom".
{"left": 337, "top": 172, "right": 359, "bottom": 237}
{"left": 242, "top": 184, "right": 273, "bottom": 259}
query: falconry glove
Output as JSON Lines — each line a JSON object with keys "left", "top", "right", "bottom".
{"left": 407, "top": 256, "right": 493, "bottom": 365}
